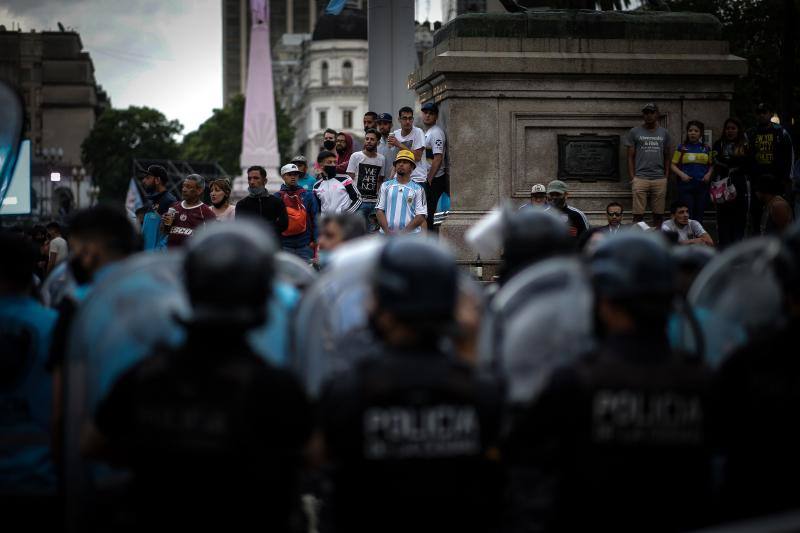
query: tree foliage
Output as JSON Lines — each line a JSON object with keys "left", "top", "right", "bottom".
{"left": 666, "top": 0, "right": 799, "bottom": 131}
{"left": 180, "top": 94, "right": 296, "bottom": 177}
{"left": 81, "top": 106, "right": 182, "bottom": 202}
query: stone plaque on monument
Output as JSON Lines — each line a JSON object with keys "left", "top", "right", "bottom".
{"left": 557, "top": 134, "right": 619, "bottom": 182}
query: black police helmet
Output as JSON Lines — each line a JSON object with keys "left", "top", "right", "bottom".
{"left": 590, "top": 232, "right": 675, "bottom": 300}
{"left": 502, "top": 208, "right": 572, "bottom": 273}
{"left": 373, "top": 237, "right": 457, "bottom": 322}
{"left": 183, "top": 220, "right": 277, "bottom": 329}
{"left": 673, "top": 244, "right": 716, "bottom": 275}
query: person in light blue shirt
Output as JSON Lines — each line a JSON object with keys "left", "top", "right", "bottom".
{"left": 140, "top": 165, "right": 176, "bottom": 251}
{"left": 291, "top": 155, "right": 318, "bottom": 192}
{"left": 0, "top": 231, "right": 58, "bottom": 503}
{"left": 375, "top": 150, "right": 427, "bottom": 234}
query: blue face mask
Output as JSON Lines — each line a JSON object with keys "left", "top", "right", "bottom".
{"left": 317, "top": 250, "right": 331, "bottom": 269}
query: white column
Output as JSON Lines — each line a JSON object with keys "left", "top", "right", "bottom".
{"left": 368, "top": 0, "right": 416, "bottom": 117}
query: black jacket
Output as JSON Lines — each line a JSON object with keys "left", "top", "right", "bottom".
{"left": 319, "top": 346, "right": 504, "bottom": 533}
{"left": 503, "top": 333, "right": 713, "bottom": 532}
{"left": 714, "top": 321, "right": 800, "bottom": 521}
{"left": 94, "top": 337, "right": 311, "bottom": 530}
{"left": 235, "top": 194, "right": 289, "bottom": 238}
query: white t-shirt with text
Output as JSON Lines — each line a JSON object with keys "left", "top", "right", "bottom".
{"left": 346, "top": 151, "right": 385, "bottom": 203}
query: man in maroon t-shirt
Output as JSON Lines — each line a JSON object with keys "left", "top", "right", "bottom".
{"left": 162, "top": 174, "right": 216, "bottom": 247}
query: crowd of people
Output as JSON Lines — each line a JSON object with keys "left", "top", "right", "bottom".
{"left": 1, "top": 98, "right": 799, "bottom": 533}
{"left": 30, "top": 100, "right": 797, "bottom": 274}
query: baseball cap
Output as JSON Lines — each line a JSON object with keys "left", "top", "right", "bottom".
{"left": 755, "top": 102, "right": 770, "bottom": 113}
{"left": 290, "top": 155, "right": 307, "bottom": 164}
{"left": 144, "top": 164, "right": 168, "bottom": 182}
{"left": 642, "top": 102, "right": 659, "bottom": 113}
{"left": 531, "top": 184, "right": 546, "bottom": 194}
{"left": 377, "top": 112, "right": 393, "bottom": 123}
{"left": 394, "top": 149, "right": 417, "bottom": 167}
{"left": 280, "top": 163, "right": 301, "bottom": 176}
{"left": 421, "top": 102, "right": 439, "bottom": 114}
{"left": 546, "top": 180, "right": 568, "bottom": 194}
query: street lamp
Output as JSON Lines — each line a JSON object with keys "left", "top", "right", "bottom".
{"left": 40, "top": 147, "right": 64, "bottom": 217}
{"left": 88, "top": 183, "right": 101, "bottom": 206}
{"left": 72, "top": 166, "right": 87, "bottom": 208}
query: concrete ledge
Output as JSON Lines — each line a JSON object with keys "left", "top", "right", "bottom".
{"left": 434, "top": 10, "right": 724, "bottom": 45}
{"left": 427, "top": 51, "right": 748, "bottom": 77}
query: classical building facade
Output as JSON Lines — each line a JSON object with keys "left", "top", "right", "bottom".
{"left": 0, "top": 27, "right": 109, "bottom": 218}
{"left": 223, "top": 1, "right": 368, "bottom": 162}
{"left": 290, "top": 6, "right": 368, "bottom": 160}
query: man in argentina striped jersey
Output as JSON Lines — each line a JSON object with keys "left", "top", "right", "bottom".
{"left": 375, "top": 150, "right": 427, "bottom": 234}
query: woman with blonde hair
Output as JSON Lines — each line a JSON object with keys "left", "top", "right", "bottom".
{"left": 209, "top": 178, "right": 236, "bottom": 221}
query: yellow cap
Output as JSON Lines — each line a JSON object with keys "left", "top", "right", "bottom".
{"left": 394, "top": 149, "right": 416, "bottom": 167}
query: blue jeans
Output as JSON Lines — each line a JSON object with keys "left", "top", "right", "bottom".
{"left": 282, "top": 242, "right": 313, "bottom": 262}
{"left": 678, "top": 181, "right": 709, "bottom": 224}
{"left": 358, "top": 201, "right": 378, "bottom": 232}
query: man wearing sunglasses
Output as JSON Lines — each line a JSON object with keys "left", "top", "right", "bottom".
{"left": 600, "top": 202, "right": 626, "bottom": 234}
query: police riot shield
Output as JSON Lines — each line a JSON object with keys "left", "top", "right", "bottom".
{"left": 274, "top": 250, "right": 317, "bottom": 290}
{"left": 478, "top": 257, "right": 595, "bottom": 405}
{"left": 63, "top": 249, "right": 304, "bottom": 527}
{"left": 677, "top": 237, "right": 785, "bottom": 367}
{"left": 63, "top": 251, "right": 188, "bottom": 529}
{"left": 39, "top": 260, "right": 74, "bottom": 308}
{"left": 248, "top": 251, "right": 316, "bottom": 367}
{"left": 292, "top": 236, "right": 385, "bottom": 397}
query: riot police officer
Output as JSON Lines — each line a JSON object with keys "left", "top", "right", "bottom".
{"left": 317, "top": 238, "right": 503, "bottom": 533}
{"left": 83, "top": 221, "right": 312, "bottom": 531}
{"left": 714, "top": 222, "right": 800, "bottom": 521}
{"left": 502, "top": 232, "right": 713, "bottom": 532}
{"left": 498, "top": 208, "right": 573, "bottom": 285}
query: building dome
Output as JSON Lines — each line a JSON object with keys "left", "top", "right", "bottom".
{"left": 312, "top": 7, "right": 367, "bottom": 41}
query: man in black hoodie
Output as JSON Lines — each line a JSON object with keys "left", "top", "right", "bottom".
{"left": 235, "top": 165, "right": 289, "bottom": 239}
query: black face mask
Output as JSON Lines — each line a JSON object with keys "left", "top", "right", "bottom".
{"left": 143, "top": 184, "right": 156, "bottom": 194}
{"left": 69, "top": 256, "right": 93, "bottom": 285}
{"left": 551, "top": 196, "right": 566, "bottom": 209}
{"left": 323, "top": 140, "right": 336, "bottom": 150}
{"left": 324, "top": 165, "right": 337, "bottom": 179}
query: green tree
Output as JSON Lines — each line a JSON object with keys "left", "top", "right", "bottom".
{"left": 181, "top": 95, "right": 245, "bottom": 174}
{"left": 81, "top": 106, "right": 182, "bottom": 202}
{"left": 181, "top": 95, "right": 296, "bottom": 175}
{"left": 666, "top": 0, "right": 799, "bottom": 130}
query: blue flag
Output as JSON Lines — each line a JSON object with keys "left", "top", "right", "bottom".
{"left": 325, "top": 0, "right": 347, "bottom": 15}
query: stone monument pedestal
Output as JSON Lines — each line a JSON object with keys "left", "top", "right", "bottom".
{"left": 410, "top": 10, "right": 747, "bottom": 265}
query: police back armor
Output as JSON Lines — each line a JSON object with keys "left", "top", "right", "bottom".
{"left": 320, "top": 348, "right": 503, "bottom": 533}
{"left": 503, "top": 336, "right": 713, "bottom": 532}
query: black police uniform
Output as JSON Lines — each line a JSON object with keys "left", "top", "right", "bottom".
{"left": 503, "top": 333, "right": 713, "bottom": 532}
{"left": 94, "top": 338, "right": 311, "bottom": 531}
{"left": 319, "top": 345, "right": 504, "bottom": 533}
{"left": 714, "top": 320, "right": 800, "bottom": 521}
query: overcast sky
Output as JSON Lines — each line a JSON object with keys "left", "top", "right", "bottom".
{"left": 0, "top": 1, "right": 444, "bottom": 136}
{"left": 0, "top": 0, "right": 222, "bottom": 135}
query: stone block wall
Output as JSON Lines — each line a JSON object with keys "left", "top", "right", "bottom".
{"left": 411, "top": 10, "right": 747, "bottom": 260}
